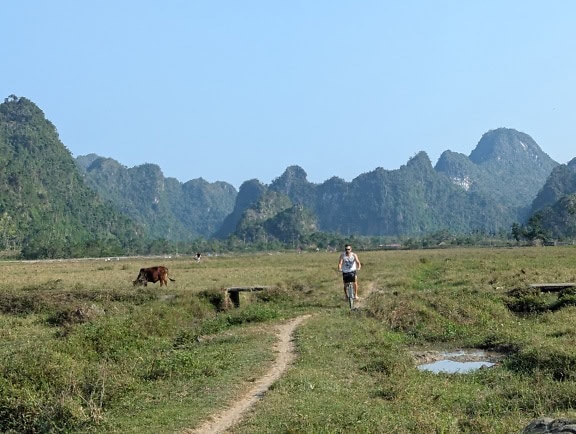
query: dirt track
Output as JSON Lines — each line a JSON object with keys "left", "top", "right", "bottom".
{"left": 184, "top": 314, "right": 311, "bottom": 434}
{"left": 184, "top": 282, "right": 374, "bottom": 433}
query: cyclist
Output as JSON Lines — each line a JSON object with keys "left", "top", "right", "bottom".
{"left": 337, "top": 244, "right": 361, "bottom": 299}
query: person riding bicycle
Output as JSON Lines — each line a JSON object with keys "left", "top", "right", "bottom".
{"left": 337, "top": 244, "right": 361, "bottom": 299}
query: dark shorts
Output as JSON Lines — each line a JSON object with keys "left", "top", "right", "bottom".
{"left": 342, "top": 271, "right": 356, "bottom": 283}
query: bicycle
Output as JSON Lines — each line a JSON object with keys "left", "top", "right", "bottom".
{"left": 345, "top": 281, "right": 355, "bottom": 310}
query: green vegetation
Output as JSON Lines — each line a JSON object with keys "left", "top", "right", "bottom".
{"left": 78, "top": 156, "right": 237, "bottom": 242}
{"left": 4, "top": 96, "right": 576, "bottom": 259}
{"left": 0, "top": 96, "right": 140, "bottom": 259}
{"left": 2, "top": 246, "right": 576, "bottom": 432}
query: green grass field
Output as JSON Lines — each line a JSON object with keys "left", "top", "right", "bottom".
{"left": 1, "top": 247, "right": 576, "bottom": 433}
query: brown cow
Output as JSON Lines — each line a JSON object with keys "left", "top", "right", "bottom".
{"left": 133, "top": 266, "right": 175, "bottom": 287}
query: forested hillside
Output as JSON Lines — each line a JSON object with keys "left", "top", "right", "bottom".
{"left": 218, "top": 129, "right": 559, "bottom": 240}
{"left": 530, "top": 158, "right": 576, "bottom": 213}
{"left": 76, "top": 155, "right": 236, "bottom": 240}
{"left": 523, "top": 158, "right": 576, "bottom": 240}
{"left": 0, "top": 96, "right": 141, "bottom": 258}
{"left": 73, "top": 119, "right": 564, "bottom": 243}
{"left": 2, "top": 95, "right": 573, "bottom": 258}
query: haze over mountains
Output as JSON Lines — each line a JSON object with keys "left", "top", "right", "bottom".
{"left": 2, "top": 96, "right": 576, "bottom": 258}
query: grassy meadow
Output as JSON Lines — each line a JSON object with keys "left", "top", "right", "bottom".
{"left": 1, "top": 246, "right": 576, "bottom": 433}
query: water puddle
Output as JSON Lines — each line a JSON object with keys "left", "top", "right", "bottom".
{"left": 418, "top": 359, "right": 495, "bottom": 373}
{"left": 413, "top": 349, "right": 501, "bottom": 374}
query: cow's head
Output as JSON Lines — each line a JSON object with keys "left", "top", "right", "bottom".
{"left": 133, "top": 269, "right": 147, "bottom": 286}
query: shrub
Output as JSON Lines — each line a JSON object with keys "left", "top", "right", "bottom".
{"left": 506, "top": 295, "right": 548, "bottom": 314}
{"left": 225, "top": 303, "right": 278, "bottom": 325}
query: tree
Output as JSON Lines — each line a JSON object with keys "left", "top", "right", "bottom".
{"left": 0, "top": 212, "right": 18, "bottom": 251}
{"left": 524, "top": 213, "right": 549, "bottom": 242}
{"left": 511, "top": 222, "right": 523, "bottom": 242}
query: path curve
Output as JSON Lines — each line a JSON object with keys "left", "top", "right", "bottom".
{"left": 184, "top": 314, "right": 311, "bottom": 434}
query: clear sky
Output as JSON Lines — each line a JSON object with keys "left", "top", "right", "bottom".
{"left": 3, "top": 1, "right": 575, "bottom": 189}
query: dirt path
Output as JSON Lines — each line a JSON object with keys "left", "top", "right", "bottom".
{"left": 184, "top": 314, "right": 311, "bottom": 434}
{"left": 184, "top": 282, "right": 374, "bottom": 433}
{"left": 355, "top": 280, "right": 376, "bottom": 309}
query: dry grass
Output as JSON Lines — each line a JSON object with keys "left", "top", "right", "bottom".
{"left": 2, "top": 247, "right": 576, "bottom": 432}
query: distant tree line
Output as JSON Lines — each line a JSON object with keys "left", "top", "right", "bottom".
{"left": 0, "top": 228, "right": 538, "bottom": 260}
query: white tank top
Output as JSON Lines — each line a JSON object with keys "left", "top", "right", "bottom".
{"left": 341, "top": 253, "right": 357, "bottom": 273}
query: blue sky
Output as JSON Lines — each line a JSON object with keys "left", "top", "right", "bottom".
{"left": 3, "top": 1, "right": 575, "bottom": 188}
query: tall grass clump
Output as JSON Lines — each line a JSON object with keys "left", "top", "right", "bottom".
{"left": 0, "top": 348, "right": 82, "bottom": 432}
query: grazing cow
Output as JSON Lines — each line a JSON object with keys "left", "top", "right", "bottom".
{"left": 133, "top": 266, "right": 175, "bottom": 287}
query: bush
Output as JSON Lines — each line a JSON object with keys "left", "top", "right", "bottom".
{"left": 225, "top": 303, "right": 278, "bottom": 325}
{"left": 506, "top": 295, "right": 548, "bottom": 314}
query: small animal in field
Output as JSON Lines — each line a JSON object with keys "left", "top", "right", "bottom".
{"left": 133, "top": 266, "right": 175, "bottom": 287}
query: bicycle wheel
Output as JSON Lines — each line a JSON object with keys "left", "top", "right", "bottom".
{"left": 347, "top": 282, "right": 354, "bottom": 310}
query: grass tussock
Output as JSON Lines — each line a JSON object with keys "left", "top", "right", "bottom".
{"left": 1, "top": 248, "right": 576, "bottom": 432}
